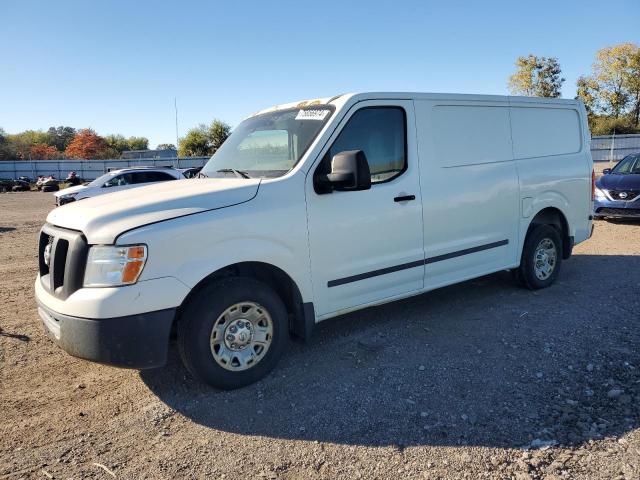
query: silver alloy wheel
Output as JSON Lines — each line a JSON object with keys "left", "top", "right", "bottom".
{"left": 209, "top": 301, "right": 273, "bottom": 371}
{"left": 534, "top": 238, "right": 557, "bottom": 280}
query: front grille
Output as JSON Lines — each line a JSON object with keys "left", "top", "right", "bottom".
{"left": 596, "top": 207, "right": 640, "bottom": 217}
{"left": 608, "top": 190, "right": 639, "bottom": 201}
{"left": 39, "top": 225, "right": 89, "bottom": 299}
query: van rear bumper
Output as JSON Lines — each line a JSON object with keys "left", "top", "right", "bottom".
{"left": 37, "top": 301, "right": 175, "bottom": 369}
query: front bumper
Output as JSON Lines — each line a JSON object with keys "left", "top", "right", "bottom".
{"left": 594, "top": 198, "right": 640, "bottom": 218}
{"left": 37, "top": 300, "right": 175, "bottom": 369}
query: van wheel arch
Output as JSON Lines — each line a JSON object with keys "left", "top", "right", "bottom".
{"left": 526, "top": 207, "right": 572, "bottom": 260}
{"left": 176, "top": 262, "right": 314, "bottom": 341}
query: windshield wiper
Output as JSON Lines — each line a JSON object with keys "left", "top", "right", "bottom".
{"left": 216, "top": 168, "right": 251, "bottom": 179}
{"left": 196, "top": 171, "right": 209, "bottom": 178}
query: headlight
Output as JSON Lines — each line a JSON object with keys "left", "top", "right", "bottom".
{"left": 58, "top": 193, "right": 77, "bottom": 205}
{"left": 83, "top": 245, "right": 147, "bottom": 287}
{"left": 595, "top": 187, "right": 606, "bottom": 199}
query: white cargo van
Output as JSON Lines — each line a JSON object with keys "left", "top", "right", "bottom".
{"left": 35, "top": 92, "right": 594, "bottom": 389}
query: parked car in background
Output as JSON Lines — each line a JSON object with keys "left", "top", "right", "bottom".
{"left": 0, "top": 179, "right": 13, "bottom": 192}
{"left": 65, "top": 171, "right": 83, "bottom": 186}
{"left": 53, "top": 166, "right": 184, "bottom": 206}
{"left": 11, "top": 180, "right": 31, "bottom": 192}
{"left": 38, "top": 176, "right": 59, "bottom": 192}
{"left": 594, "top": 153, "right": 640, "bottom": 219}
{"left": 178, "top": 167, "right": 203, "bottom": 179}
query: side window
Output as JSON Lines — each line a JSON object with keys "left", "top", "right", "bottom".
{"left": 103, "top": 173, "right": 133, "bottom": 187}
{"left": 326, "top": 107, "right": 406, "bottom": 183}
{"left": 134, "top": 171, "right": 176, "bottom": 183}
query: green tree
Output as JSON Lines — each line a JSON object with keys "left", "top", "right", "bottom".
{"left": 0, "top": 128, "right": 11, "bottom": 160}
{"left": 104, "top": 134, "right": 149, "bottom": 156}
{"left": 576, "top": 76, "right": 598, "bottom": 114}
{"left": 156, "top": 143, "right": 176, "bottom": 151}
{"left": 623, "top": 45, "right": 640, "bottom": 125}
{"left": 46, "top": 126, "right": 76, "bottom": 151}
{"left": 589, "top": 115, "right": 640, "bottom": 136}
{"left": 508, "top": 55, "right": 565, "bottom": 97}
{"left": 127, "top": 136, "right": 149, "bottom": 150}
{"left": 179, "top": 125, "right": 210, "bottom": 157}
{"left": 178, "top": 119, "right": 231, "bottom": 157}
{"left": 208, "top": 120, "right": 231, "bottom": 153}
{"left": 580, "top": 43, "right": 640, "bottom": 121}
{"left": 4, "top": 130, "right": 49, "bottom": 159}
{"left": 104, "top": 134, "right": 130, "bottom": 153}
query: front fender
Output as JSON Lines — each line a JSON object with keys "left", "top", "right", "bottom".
{"left": 175, "top": 236, "right": 312, "bottom": 302}
{"left": 117, "top": 180, "right": 313, "bottom": 305}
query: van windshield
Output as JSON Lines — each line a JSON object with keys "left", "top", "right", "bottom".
{"left": 200, "top": 106, "right": 334, "bottom": 179}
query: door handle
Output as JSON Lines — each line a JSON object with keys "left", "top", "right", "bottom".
{"left": 394, "top": 195, "right": 416, "bottom": 202}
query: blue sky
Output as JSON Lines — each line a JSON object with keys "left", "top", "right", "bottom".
{"left": 1, "top": 0, "right": 639, "bottom": 148}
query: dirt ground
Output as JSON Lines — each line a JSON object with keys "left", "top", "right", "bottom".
{"left": 1, "top": 191, "right": 639, "bottom": 480}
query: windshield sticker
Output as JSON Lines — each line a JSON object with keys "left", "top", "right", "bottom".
{"left": 295, "top": 109, "right": 329, "bottom": 121}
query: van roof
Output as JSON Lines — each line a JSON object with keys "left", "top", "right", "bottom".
{"left": 250, "top": 92, "right": 581, "bottom": 118}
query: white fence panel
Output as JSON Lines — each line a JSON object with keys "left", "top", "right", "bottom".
{"left": 0, "top": 157, "right": 209, "bottom": 180}
{"left": 590, "top": 134, "right": 640, "bottom": 162}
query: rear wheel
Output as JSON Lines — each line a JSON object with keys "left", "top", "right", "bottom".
{"left": 177, "top": 277, "right": 288, "bottom": 389}
{"left": 514, "top": 224, "right": 562, "bottom": 290}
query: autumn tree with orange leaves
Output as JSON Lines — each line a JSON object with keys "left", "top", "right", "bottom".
{"left": 64, "top": 129, "right": 109, "bottom": 159}
{"left": 29, "top": 143, "right": 60, "bottom": 160}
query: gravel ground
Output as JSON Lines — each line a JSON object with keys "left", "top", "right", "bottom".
{"left": 1, "top": 191, "right": 639, "bottom": 480}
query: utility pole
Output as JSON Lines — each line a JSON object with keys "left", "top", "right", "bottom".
{"left": 609, "top": 128, "right": 616, "bottom": 167}
{"left": 174, "top": 97, "right": 180, "bottom": 167}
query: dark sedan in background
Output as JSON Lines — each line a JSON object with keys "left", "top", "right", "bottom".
{"left": 594, "top": 153, "right": 640, "bottom": 219}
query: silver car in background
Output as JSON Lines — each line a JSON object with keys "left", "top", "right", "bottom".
{"left": 54, "top": 166, "right": 184, "bottom": 206}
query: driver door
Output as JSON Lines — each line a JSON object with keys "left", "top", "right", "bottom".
{"left": 305, "top": 100, "right": 424, "bottom": 317}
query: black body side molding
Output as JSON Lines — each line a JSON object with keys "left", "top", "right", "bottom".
{"left": 328, "top": 239, "right": 509, "bottom": 288}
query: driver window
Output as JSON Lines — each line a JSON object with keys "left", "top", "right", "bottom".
{"left": 103, "top": 173, "right": 132, "bottom": 188}
{"left": 325, "top": 107, "right": 406, "bottom": 183}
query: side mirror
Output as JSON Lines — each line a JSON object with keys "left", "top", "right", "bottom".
{"left": 315, "top": 150, "right": 371, "bottom": 193}
{"left": 602, "top": 168, "right": 612, "bottom": 175}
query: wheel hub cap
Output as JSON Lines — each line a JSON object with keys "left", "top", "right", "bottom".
{"left": 224, "top": 319, "right": 253, "bottom": 350}
{"left": 534, "top": 238, "right": 557, "bottom": 280}
{"left": 209, "top": 301, "right": 274, "bottom": 372}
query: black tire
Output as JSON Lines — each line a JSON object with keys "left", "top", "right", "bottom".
{"left": 514, "top": 224, "right": 562, "bottom": 290}
{"left": 177, "top": 277, "right": 289, "bottom": 389}
{"left": 42, "top": 184, "right": 59, "bottom": 192}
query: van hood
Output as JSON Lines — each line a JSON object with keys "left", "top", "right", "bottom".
{"left": 46, "top": 178, "right": 261, "bottom": 244}
{"left": 53, "top": 184, "right": 88, "bottom": 197}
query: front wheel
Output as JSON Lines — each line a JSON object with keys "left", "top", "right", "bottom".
{"left": 177, "top": 277, "right": 289, "bottom": 389}
{"left": 513, "top": 224, "right": 562, "bottom": 290}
